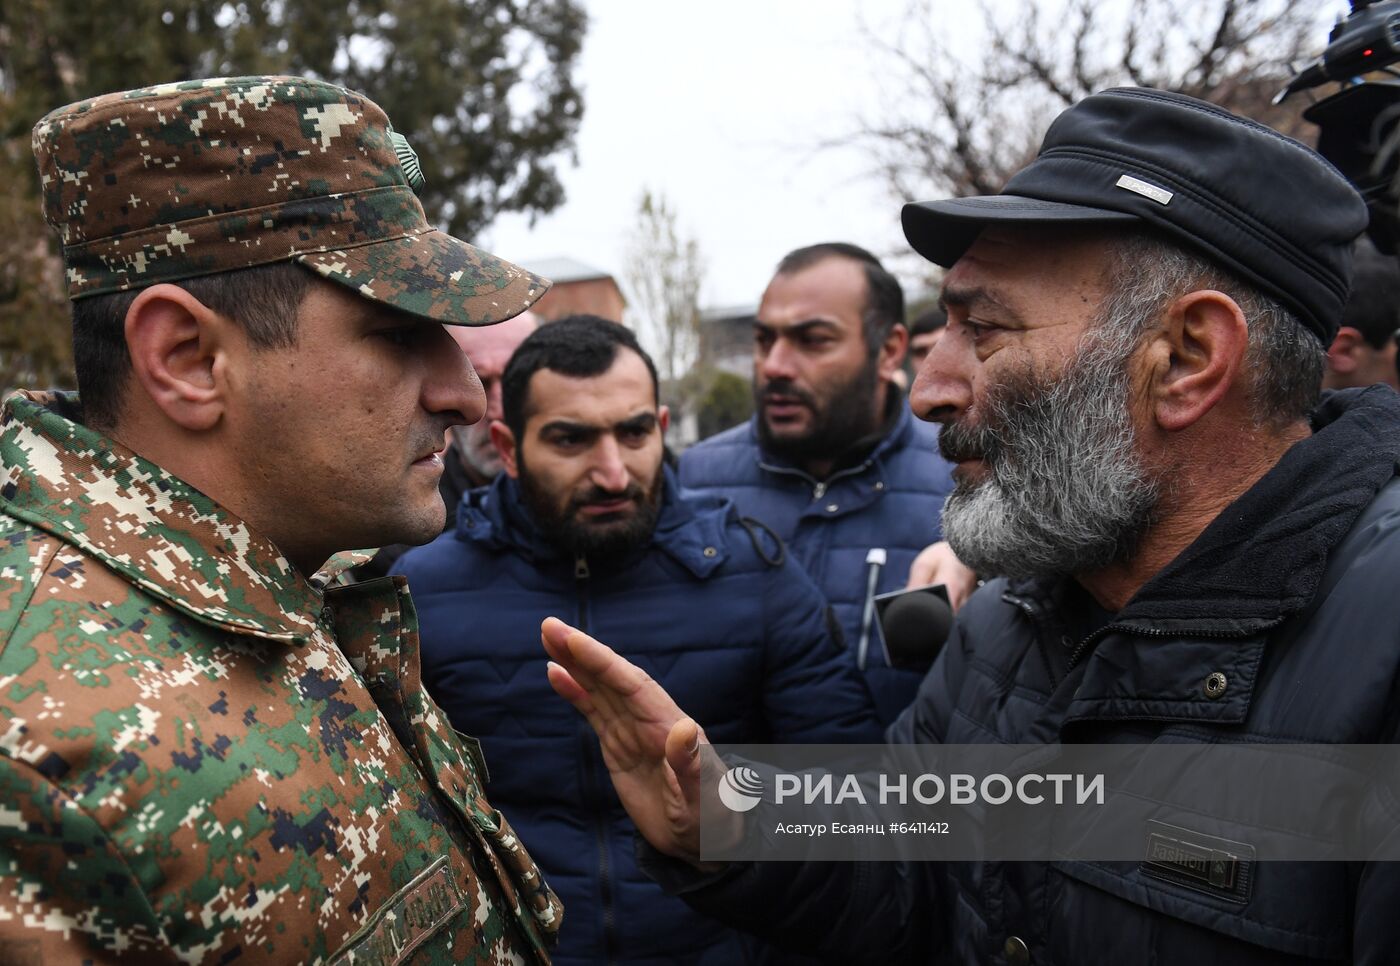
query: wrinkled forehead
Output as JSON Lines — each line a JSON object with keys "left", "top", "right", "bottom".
{"left": 942, "top": 224, "right": 1124, "bottom": 308}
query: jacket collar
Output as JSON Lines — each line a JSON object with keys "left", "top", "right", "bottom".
{"left": 1011, "top": 387, "right": 1400, "bottom": 635}
{"left": 0, "top": 390, "right": 323, "bottom": 643}
{"left": 459, "top": 465, "right": 731, "bottom": 578}
{"left": 1001, "top": 387, "right": 1400, "bottom": 728}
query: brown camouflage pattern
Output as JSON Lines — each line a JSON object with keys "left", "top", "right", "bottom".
{"left": 32, "top": 76, "right": 548, "bottom": 326}
{"left": 0, "top": 390, "right": 563, "bottom": 963}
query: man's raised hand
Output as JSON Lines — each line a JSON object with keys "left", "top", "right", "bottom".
{"left": 543, "top": 616, "right": 732, "bottom": 865}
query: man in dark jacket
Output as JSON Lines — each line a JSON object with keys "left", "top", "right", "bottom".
{"left": 541, "top": 90, "right": 1400, "bottom": 964}
{"left": 679, "top": 244, "right": 957, "bottom": 724}
{"left": 396, "top": 316, "right": 882, "bottom": 965}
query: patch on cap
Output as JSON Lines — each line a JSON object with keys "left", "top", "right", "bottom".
{"left": 1115, "top": 174, "right": 1173, "bottom": 205}
{"left": 390, "top": 131, "right": 426, "bottom": 195}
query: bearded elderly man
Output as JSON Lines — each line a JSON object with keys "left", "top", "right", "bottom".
{"left": 0, "top": 77, "right": 561, "bottom": 963}
{"left": 539, "top": 88, "right": 1400, "bottom": 965}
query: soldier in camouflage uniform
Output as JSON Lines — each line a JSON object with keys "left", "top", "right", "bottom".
{"left": 0, "top": 76, "right": 563, "bottom": 963}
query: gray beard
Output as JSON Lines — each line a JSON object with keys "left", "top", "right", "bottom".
{"left": 938, "top": 331, "right": 1161, "bottom": 580}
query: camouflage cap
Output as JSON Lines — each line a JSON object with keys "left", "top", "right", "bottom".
{"left": 31, "top": 75, "right": 548, "bottom": 326}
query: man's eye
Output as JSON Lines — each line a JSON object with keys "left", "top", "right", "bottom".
{"left": 966, "top": 319, "right": 998, "bottom": 338}
{"left": 377, "top": 327, "right": 417, "bottom": 347}
{"left": 619, "top": 427, "right": 650, "bottom": 445}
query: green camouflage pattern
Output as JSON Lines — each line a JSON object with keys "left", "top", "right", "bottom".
{"left": 0, "top": 390, "right": 563, "bottom": 963}
{"left": 32, "top": 76, "right": 548, "bottom": 326}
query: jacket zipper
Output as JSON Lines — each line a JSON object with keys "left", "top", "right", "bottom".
{"left": 1065, "top": 618, "right": 1282, "bottom": 671}
{"left": 575, "top": 555, "right": 618, "bottom": 965}
{"left": 757, "top": 458, "right": 873, "bottom": 502}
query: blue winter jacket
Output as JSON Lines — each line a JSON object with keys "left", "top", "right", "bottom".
{"left": 679, "top": 403, "right": 955, "bottom": 725}
{"left": 394, "top": 468, "right": 882, "bottom": 966}
{"left": 648, "top": 387, "right": 1400, "bottom": 964}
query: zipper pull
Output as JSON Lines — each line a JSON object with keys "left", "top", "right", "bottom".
{"left": 813, "top": 481, "right": 827, "bottom": 500}
{"left": 575, "top": 555, "right": 590, "bottom": 579}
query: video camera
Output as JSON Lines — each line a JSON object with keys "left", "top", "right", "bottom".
{"left": 1282, "top": 1, "right": 1400, "bottom": 252}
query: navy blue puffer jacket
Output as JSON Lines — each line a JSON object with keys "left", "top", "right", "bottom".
{"left": 395, "top": 468, "right": 882, "bottom": 966}
{"left": 679, "top": 404, "right": 955, "bottom": 724}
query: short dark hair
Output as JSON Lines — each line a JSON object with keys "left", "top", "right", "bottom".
{"left": 774, "top": 242, "right": 904, "bottom": 355}
{"left": 909, "top": 306, "right": 948, "bottom": 337}
{"left": 1339, "top": 239, "right": 1400, "bottom": 349}
{"left": 72, "top": 261, "right": 313, "bottom": 433}
{"left": 502, "top": 314, "right": 659, "bottom": 439}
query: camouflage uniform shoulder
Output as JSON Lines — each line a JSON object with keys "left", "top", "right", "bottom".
{"left": 0, "top": 512, "right": 61, "bottom": 649}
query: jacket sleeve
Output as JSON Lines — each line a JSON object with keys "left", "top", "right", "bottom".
{"left": 758, "top": 556, "right": 884, "bottom": 744}
{"left": 639, "top": 834, "right": 945, "bottom": 963}
{"left": 0, "top": 758, "right": 172, "bottom": 963}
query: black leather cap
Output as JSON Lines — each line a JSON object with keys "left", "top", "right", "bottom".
{"left": 902, "top": 87, "right": 1369, "bottom": 344}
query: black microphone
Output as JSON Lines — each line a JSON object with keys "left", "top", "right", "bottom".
{"left": 874, "top": 584, "right": 954, "bottom": 671}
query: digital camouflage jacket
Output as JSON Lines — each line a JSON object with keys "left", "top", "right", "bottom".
{"left": 0, "top": 391, "right": 562, "bottom": 964}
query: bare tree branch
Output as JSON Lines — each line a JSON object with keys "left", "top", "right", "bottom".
{"left": 850, "top": 0, "right": 1330, "bottom": 214}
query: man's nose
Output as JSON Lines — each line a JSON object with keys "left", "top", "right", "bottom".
{"left": 758, "top": 338, "right": 798, "bottom": 384}
{"left": 590, "top": 436, "right": 630, "bottom": 493}
{"left": 909, "top": 325, "right": 973, "bottom": 425}
{"left": 427, "top": 334, "right": 486, "bottom": 427}
{"left": 483, "top": 380, "right": 504, "bottom": 423}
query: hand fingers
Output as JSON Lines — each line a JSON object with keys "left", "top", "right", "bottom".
{"left": 546, "top": 661, "right": 592, "bottom": 710}
{"left": 906, "top": 543, "right": 941, "bottom": 588}
{"left": 541, "top": 617, "right": 670, "bottom": 709}
{"left": 664, "top": 718, "right": 705, "bottom": 806}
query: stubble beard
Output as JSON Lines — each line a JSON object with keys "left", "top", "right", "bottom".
{"left": 755, "top": 357, "right": 882, "bottom": 465}
{"left": 518, "top": 457, "right": 665, "bottom": 563}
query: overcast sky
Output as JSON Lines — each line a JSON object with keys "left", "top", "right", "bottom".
{"left": 481, "top": 0, "right": 1346, "bottom": 313}
{"left": 481, "top": 0, "right": 924, "bottom": 311}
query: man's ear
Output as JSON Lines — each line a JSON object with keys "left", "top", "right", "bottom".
{"left": 657, "top": 404, "right": 670, "bottom": 435}
{"left": 490, "top": 421, "right": 521, "bottom": 478}
{"left": 123, "top": 284, "right": 230, "bottom": 432}
{"left": 1146, "top": 289, "right": 1250, "bottom": 433}
{"left": 878, "top": 323, "right": 910, "bottom": 383}
{"left": 1326, "top": 327, "right": 1364, "bottom": 375}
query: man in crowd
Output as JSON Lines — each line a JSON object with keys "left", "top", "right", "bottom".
{"left": 396, "top": 315, "right": 881, "bottom": 965}
{"left": 0, "top": 76, "right": 560, "bottom": 962}
{"left": 906, "top": 305, "right": 948, "bottom": 370}
{"left": 362, "top": 309, "right": 539, "bottom": 577}
{"left": 1323, "top": 238, "right": 1400, "bottom": 391}
{"left": 448, "top": 310, "right": 542, "bottom": 491}
{"left": 544, "top": 89, "right": 1400, "bottom": 962}
{"left": 679, "top": 243, "right": 956, "bottom": 724}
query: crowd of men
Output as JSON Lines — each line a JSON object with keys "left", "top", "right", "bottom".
{"left": 3, "top": 68, "right": 1400, "bottom": 966}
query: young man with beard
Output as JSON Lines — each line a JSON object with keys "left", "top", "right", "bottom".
{"left": 539, "top": 89, "right": 1400, "bottom": 964}
{"left": 679, "top": 244, "right": 957, "bottom": 724}
{"left": 394, "top": 316, "right": 881, "bottom": 965}
{"left": 0, "top": 77, "right": 561, "bottom": 962}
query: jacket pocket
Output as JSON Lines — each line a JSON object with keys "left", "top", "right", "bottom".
{"left": 1047, "top": 858, "right": 1348, "bottom": 963}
